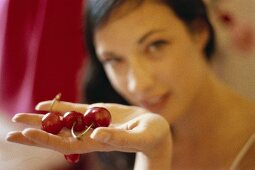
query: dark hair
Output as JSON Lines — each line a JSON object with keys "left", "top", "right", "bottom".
{"left": 83, "top": 1, "right": 215, "bottom": 168}
{"left": 83, "top": 0, "right": 215, "bottom": 104}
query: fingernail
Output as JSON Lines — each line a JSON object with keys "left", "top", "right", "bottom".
{"left": 35, "top": 104, "right": 40, "bottom": 111}
{"left": 11, "top": 116, "right": 17, "bottom": 122}
{"left": 5, "top": 131, "right": 19, "bottom": 142}
{"left": 22, "top": 128, "right": 34, "bottom": 137}
{"left": 11, "top": 114, "right": 21, "bottom": 122}
{"left": 91, "top": 131, "right": 111, "bottom": 143}
{"left": 5, "top": 133, "right": 14, "bottom": 142}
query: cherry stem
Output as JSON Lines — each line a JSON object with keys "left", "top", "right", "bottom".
{"left": 49, "top": 93, "right": 62, "bottom": 112}
{"left": 71, "top": 123, "right": 94, "bottom": 140}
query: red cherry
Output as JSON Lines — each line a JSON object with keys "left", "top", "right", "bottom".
{"left": 64, "top": 154, "right": 80, "bottom": 164}
{"left": 71, "top": 107, "right": 111, "bottom": 139}
{"left": 83, "top": 107, "right": 111, "bottom": 128}
{"left": 63, "top": 111, "right": 86, "bottom": 132}
{"left": 83, "top": 112, "right": 94, "bottom": 127}
{"left": 41, "top": 112, "right": 63, "bottom": 134}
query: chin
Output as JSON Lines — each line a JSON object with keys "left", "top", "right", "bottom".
{"left": 160, "top": 106, "right": 184, "bottom": 124}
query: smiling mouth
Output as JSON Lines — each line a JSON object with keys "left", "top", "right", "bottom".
{"left": 140, "top": 93, "right": 170, "bottom": 112}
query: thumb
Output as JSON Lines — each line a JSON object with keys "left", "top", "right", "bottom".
{"left": 90, "top": 127, "right": 144, "bottom": 150}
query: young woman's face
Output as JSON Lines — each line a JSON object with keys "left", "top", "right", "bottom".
{"left": 94, "top": 1, "right": 209, "bottom": 123}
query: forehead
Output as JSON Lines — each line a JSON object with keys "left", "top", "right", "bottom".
{"left": 94, "top": 1, "right": 186, "bottom": 52}
{"left": 96, "top": 1, "right": 178, "bottom": 29}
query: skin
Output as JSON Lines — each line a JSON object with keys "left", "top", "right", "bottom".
{"left": 94, "top": 1, "right": 209, "bottom": 123}
{"left": 6, "top": 1, "right": 255, "bottom": 169}
{"left": 95, "top": 1, "right": 255, "bottom": 168}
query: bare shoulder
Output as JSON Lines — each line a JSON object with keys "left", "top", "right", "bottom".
{"left": 236, "top": 135, "right": 255, "bottom": 169}
{"left": 236, "top": 99, "right": 255, "bottom": 169}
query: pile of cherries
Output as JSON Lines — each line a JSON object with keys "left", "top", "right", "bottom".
{"left": 41, "top": 106, "right": 111, "bottom": 164}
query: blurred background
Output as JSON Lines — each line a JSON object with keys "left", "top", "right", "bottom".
{"left": 0, "top": 0, "right": 254, "bottom": 169}
{"left": 0, "top": 0, "right": 87, "bottom": 169}
{"left": 207, "top": 0, "right": 255, "bottom": 101}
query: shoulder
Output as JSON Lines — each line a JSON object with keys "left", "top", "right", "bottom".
{"left": 232, "top": 99, "right": 255, "bottom": 169}
{"left": 236, "top": 133, "right": 255, "bottom": 169}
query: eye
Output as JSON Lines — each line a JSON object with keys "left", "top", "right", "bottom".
{"left": 101, "top": 57, "right": 123, "bottom": 65}
{"left": 147, "top": 40, "right": 169, "bottom": 53}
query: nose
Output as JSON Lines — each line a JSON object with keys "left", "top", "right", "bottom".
{"left": 127, "top": 58, "right": 154, "bottom": 96}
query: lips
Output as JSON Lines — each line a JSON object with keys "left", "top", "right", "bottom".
{"left": 139, "top": 93, "right": 170, "bottom": 112}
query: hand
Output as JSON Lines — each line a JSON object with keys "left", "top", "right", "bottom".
{"left": 6, "top": 101, "right": 172, "bottom": 156}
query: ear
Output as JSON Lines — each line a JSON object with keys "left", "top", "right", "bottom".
{"left": 191, "top": 21, "right": 209, "bottom": 52}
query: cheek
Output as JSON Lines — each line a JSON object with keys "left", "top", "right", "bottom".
{"left": 104, "top": 66, "right": 129, "bottom": 97}
{"left": 158, "top": 47, "right": 203, "bottom": 97}
{"left": 157, "top": 57, "right": 203, "bottom": 122}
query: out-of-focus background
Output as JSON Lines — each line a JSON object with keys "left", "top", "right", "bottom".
{"left": 0, "top": 0, "right": 86, "bottom": 169}
{"left": 0, "top": 0, "right": 254, "bottom": 169}
{"left": 207, "top": 0, "right": 255, "bottom": 101}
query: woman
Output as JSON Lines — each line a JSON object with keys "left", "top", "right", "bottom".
{"left": 6, "top": 0, "right": 255, "bottom": 169}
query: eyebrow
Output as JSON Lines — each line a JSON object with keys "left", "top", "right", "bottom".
{"left": 98, "top": 29, "right": 166, "bottom": 59}
{"left": 137, "top": 29, "right": 166, "bottom": 44}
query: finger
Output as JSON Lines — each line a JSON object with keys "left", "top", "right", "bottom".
{"left": 12, "top": 113, "right": 43, "bottom": 126}
{"left": 90, "top": 114, "right": 169, "bottom": 151}
{"left": 22, "top": 128, "right": 105, "bottom": 154}
{"left": 21, "top": 128, "right": 70, "bottom": 153}
{"left": 21, "top": 128, "right": 111, "bottom": 154}
{"left": 35, "top": 101, "right": 88, "bottom": 113}
{"left": 90, "top": 127, "right": 145, "bottom": 150}
{"left": 6, "top": 131, "right": 40, "bottom": 146}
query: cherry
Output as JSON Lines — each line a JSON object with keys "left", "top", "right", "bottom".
{"left": 71, "top": 107, "right": 111, "bottom": 139}
{"left": 64, "top": 154, "right": 80, "bottom": 164}
{"left": 62, "top": 111, "right": 84, "bottom": 164}
{"left": 41, "top": 112, "right": 63, "bottom": 134}
{"left": 83, "top": 107, "right": 111, "bottom": 128}
{"left": 63, "top": 111, "right": 86, "bottom": 132}
{"left": 40, "top": 93, "right": 82, "bottom": 164}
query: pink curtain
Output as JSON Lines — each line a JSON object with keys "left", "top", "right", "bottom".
{"left": 0, "top": 0, "right": 86, "bottom": 116}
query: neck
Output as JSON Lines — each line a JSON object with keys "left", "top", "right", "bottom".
{"left": 172, "top": 69, "right": 237, "bottom": 143}
{"left": 170, "top": 66, "right": 255, "bottom": 168}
